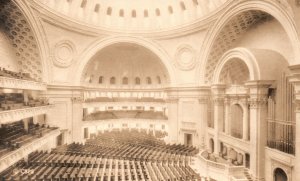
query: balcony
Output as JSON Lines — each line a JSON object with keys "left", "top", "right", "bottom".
{"left": 197, "top": 150, "right": 248, "bottom": 181}
{"left": 0, "top": 128, "right": 60, "bottom": 173}
{"left": 0, "top": 76, "right": 46, "bottom": 91}
{"left": 0, "top": 105, "right": 54, "bottom": 124}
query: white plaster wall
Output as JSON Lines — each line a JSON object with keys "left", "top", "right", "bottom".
{"left": 157, "top": 30, "right": 207, "bottom": 86}
{"left": 40, "top": 21, "right": 97, "bottom": 83}
{"left": 234, "top": 19, "right": 294, "bottom": 63}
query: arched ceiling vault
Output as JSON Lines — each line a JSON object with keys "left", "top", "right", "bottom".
{"left": 0, "top": 0, "right": 43, "bottom": 81}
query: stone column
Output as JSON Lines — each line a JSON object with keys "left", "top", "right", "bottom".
{"left": 71, "top": 96, "right": 84, "bottom": 143}
{"left": 245, "top": 81, "right": 273, "bottom": 181}
{"left": 288, "top": 65, "right": 300, "bottom": 181}
{"left": 166, "top": 98, "right": 179, "bottom": 144}
{"left": 224, "top": 98, "right": 230, "bottom": 134}
{"left": 211, "top": 84, "right": 226, "bottom": 154}
{"left": 198, "top": 87, "right": 210, "bottom": 149}
{"left": 242, "top": 98, "right": 249, "bottom": 141}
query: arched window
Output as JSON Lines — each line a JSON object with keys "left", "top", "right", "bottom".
{"left": 110, "top": 77, "right": 116, "bottom": 84}
{"left": 157, "top": 76, "right": 161, "bottom": 84}
{"left": 274, "top": 168, "right": 287, "bottom": 181}
{"left": 107, "top": 7, "right": 112, "bottom": 15}
{"left": 135, "top": 77, "right": 141, "bottom": 85}
{"left": 122, "top": 77, "right": 128, "bottom": 85}
{"left": 119, "top": 9, "right": 124, "bottom": 17}
{"left": 155, "top": 8, "right": 160, "bottom": 16}
{"left": 168, "top": 6, "right": 173, "bottom": 14}
{"left": 94, "top": 4, "right": 100, "bottom": 12}
{"left": 146, "top": 77, "right": 152, "bottom": 85}
{"left": 180, "top": 1, "right": 186, "bottom": 10}
{"left": 144, "top": 10, "right": 148, "bottom": 17}
{"left": 98, "top": 76, "right": 103, "bottom": 84}
{"left": 132, "top": 10, "right": 136, "bottom": 18}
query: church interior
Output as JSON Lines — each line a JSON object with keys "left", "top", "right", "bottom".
{"left": 0, "top": 0, "right": 300, "bottom": 180}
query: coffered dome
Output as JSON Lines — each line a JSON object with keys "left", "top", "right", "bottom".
{"left": 37, "top": 0, "right": 228, "bottom": 31}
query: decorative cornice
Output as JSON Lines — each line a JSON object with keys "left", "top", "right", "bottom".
{"left": 83, "top": 102, "right": 166, "bottom": 109}
{"left": 0, "top": 105, "right": 54, "bottom": 125}
{"left": 0, "top": 77, "right": 47, "bottom": 91}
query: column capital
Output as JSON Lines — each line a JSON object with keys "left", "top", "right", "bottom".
{"left": 248, "top": 97, "right": 268, "bottom": 109}
{"left": 198, "top": 97, "right": 209, "bottom": 104}
{"left": 213, "top": 97, "right": 224, "bottom": 106}
{"left": 71, "top": 96, "right": 84, "bottom": 103}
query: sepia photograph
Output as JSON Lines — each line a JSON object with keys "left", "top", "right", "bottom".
{"left": 0, "top": 0, "right": 299, "bottom": 180}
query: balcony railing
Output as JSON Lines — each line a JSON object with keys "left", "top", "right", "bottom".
{"left": 0, "top": 128, "right": 60, "bottom": 173}
{"left": 0, "top": 105, "right": 54, "bottom": 124}
{"left": 0, "top": 76, "right": 46, "bottom": 90}
{"left": 198, "top": 150, "right": 245, "bottom": 175}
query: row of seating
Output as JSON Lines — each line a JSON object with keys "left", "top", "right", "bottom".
{"left": 0, "top": 93, "right": 49, "bottom": 111}
{"left": 0, "top": 120, "right": 58, "bottom": 158}
{"left": 0, "top": 67, "right": 35, "bottom": 81}
{"left": 0, "top": 130, "right": 201, "bottom": 180}
{"left": 1, "top": 151, "right": 200, "bottom": 181}
{"left": 85, "top": 97, "right": 165, "bottom": 103}
{"left": 84, "top": 110, "right": 167, "bottom": 121}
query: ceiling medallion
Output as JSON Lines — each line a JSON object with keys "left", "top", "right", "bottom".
{"left": 52, "top": 40, "right": 76, "bottom": 68}
{"left": 174, "top": 44, "right": 196, "bottom": 71}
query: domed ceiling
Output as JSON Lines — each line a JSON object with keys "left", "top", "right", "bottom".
{"left": 82, "top": 43, "right": 170, "bottom": 86}
{"left": 38, "top": 0, "right": 228, "bottom": 31}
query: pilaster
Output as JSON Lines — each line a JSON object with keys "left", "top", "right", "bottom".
{"left": 198, "top": 87, "right": 211, "bottom": 149}
{"left": 245, "top": 80, "right": 273, "bottom": 181}
{"left": 211, "top": 84, "right": 226, "bottom": 154}
{"left": 166, "top": 98, "right": 179, "bottom": 144}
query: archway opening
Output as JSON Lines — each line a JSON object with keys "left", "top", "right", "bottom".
{"left": 274, "top": 168, "right": 287, "bottom": 181}
{"left": 218, "top": 58, "right": 250, "bottom": 86}
{"left": 201, "top": 7, "right": 296, "bottom": 85}
{"left": 81, "top": 43, "right": 170, "bottom": 88}
{"left": 230, "top": 104, "right": 243, "bottom": 139}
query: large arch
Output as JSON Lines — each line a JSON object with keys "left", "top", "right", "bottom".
{"left": 212, "top": 48, "right": 288, "bottom": 84}
{"left": 8, "top": 0, "right": 52, "bottom": 82}
{"left": 196, "top": 0, "right": 299, "bottom": 85}
{"left": 72, "top": 36, "right": 176, "bottom": 86}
